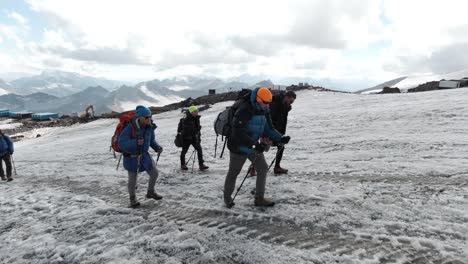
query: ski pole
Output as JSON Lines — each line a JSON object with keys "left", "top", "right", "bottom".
{"left": 11, "top": 154, "right": 17, "bottom": 175}
{"left": 229, "top": 153, "right": 259, "bottom": 208}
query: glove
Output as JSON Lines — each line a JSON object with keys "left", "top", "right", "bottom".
{"left": 254, "top": 143, "right": 266, "bottom": 153}
{"left": 281, "top": 136, "right": 290, "bottom": 144}
{"left": 9, "top": 151, "right": 13, "bottom": 155}
{"left": 156, "top": 147, "right": 163, "bottom": 154}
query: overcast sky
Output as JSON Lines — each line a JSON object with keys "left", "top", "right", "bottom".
{"left": 1, "top": 0, "right": 468, "bottom": 88}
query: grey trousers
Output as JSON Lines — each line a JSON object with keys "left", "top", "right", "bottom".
{"left": 224, "top": 151, "right": 269, "bottom": 199}
{"left": 128, "top": 163, "right": 159, "bottom": 198}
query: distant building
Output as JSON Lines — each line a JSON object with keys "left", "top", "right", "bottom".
{"left": 439, "top": 78, "right": 468, "bottom": 89}
{"left": 208, "top": 89, "right": 216, "bottom": 95}
{"left": 439, "top": 80, "right": 460, "bottom": 89}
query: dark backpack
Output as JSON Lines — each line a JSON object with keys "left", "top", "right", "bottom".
{"left": 214, "top": 89, "right": 251, "bottom": 137}
{"left": 174, "top": 117, "right": 185, "bottom": 148}
{"left": 213, "top": 89, "right": 251, "bottom": 157}
{"left": 111, "top": 111, "right": 137, "bottom": 153}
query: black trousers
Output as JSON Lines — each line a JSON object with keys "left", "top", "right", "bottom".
{"left": 181, "top": 141, "right": 204, "bottom": 166}
{"left": 0, "top": 154, "right": 12, "bottom": 178}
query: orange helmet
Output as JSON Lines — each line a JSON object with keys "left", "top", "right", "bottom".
{"left": 256, "top": 87, "right": 272, "bottom": 104}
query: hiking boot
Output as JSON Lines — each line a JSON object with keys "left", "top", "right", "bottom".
{"left": 274, "top": 167, "right": 288, "bottom": 175}
{"left": 224, "top": 196, "right": 235, "bottom": 208}
{"left": 254, "top": 197, "right": 275, "bottom": 207}
{"left": 248, "top": 166, "right": 256, "bottom": 177}
{"left": 146, "top": 191, "right": 163, "bottom": 200}
{"left": 129, "top": 196, "right": 140, "bottom": 209}
{"left": 6, "top": 177, "right": 13, "bottom": 182}
{"left": 181, "top": 164, "right": 188, "bottom": 170}
{"left": 1, "top": 176, "right": 6, "bottom": 181}
{"left": 199, "top": 164, "right": 209, "bottom": 171}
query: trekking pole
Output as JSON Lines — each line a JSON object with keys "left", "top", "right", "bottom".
{"left": 268, "top": 144, "right": 284, "bottom": 171}
{"left": 214, "top": 136, "right": 218, "bottom": 158}
{"left": 230, "top": 153, "right": 259, "bottom": 208}
{"left": 220, "top": 140, "right": 227, "bottom": 158}
{"left": 191, "top": 150, "right": 197, "bottom": 173}
{"left": 250, "top": 145, "right": 284, "bottom": 195}
{"left": 116, "top": 153, "right": 122, "bottom": 170}
{"left": 11, "top": 154, "right": 17, "bottom": 175}
{"left": 186, "top": 148, "right": 196, "bottom": 165}
{"left": 155, "top": 152, "right": 161, "bottom": 166}
{"left": 137, "top": 136, "right": 143, "bottom": 173}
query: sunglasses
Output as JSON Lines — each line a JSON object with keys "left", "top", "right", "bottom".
{"left": 144, "top": 116, "right": 151, "bottom": 120}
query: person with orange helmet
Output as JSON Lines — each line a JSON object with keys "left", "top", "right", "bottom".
{"left": 223, "top": 87, "right": 291, "bottom": 208}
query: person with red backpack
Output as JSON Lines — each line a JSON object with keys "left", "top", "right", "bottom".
{"left": 118, "top": 105, "right": 163, "bottom": 208}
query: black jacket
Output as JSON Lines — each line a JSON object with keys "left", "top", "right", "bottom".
{"left": 269, "top": 93, "right": 291, "bottom": 134}
{"left": 179, "top": 112, "right": 201, "bottom": 144}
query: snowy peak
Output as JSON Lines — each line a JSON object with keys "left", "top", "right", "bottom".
{"left": 0, "top": 78, "right": 12, "bottom": 95}
{"left": 9, "top": 70, "right": 126, "bottom": 97}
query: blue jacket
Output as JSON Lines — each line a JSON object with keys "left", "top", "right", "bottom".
{"left": 227, "top": 87, "right": 282, "bottom": 155}
{"left": 0, "top": 133, "right": 13, "bottom": 157}
{"left": 118, "top": 118, "right": 161, "bottom": 173}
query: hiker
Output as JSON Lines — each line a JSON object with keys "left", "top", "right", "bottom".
{"left": 269, "top": 90, "right": 296, "bottom": 174}
{"left": 0, "top": 130, "right": 14, "bottom": 181}
{"left": 223, "top": 87, "right": 291, "bottom": 207}
{"left": 179, "top": 106, "right": 209, "bottom": 171}
{"left": 118, "top": 105, "right": 163, "bottom": 208}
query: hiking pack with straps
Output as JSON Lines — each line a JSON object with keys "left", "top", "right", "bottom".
{"left": 174, "top": 116, "right": 185, "bottom": 148}
{"left": 111, "top": 111, "right": 137, "bottom": 153}
{"left": 213, "top": 88, "right": 251, "bottom": 158}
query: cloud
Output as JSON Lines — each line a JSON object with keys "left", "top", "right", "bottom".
{"left": 7, "top": 11, "right": 29, "bottom": 29}
{"left": 5, "top": 0, "right": 466, "bottom": 86}
{"left": 0, "top": 24, "right": 25, "bottom": 49}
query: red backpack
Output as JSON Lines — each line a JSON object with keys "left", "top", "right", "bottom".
{"left": 111, "top": 111, "right": 137, "bottom": 153}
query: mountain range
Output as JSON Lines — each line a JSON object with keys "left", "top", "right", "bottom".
{"left": 0, "top": 71, "right": 274, "bottom": 115}
{"left": 8, "top": 70, "right": 125, "bottom": 97}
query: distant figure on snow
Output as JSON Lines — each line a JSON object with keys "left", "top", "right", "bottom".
{"left": 0, "top": 130, "right": 14, "bottom": 181}
{"left": 118, "top": 105, "right": 163, "bottom": 208}
{"left": 178, "top": 105, "right": 209, "bottom": 171}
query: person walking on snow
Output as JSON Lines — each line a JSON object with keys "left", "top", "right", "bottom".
{"left": 118, "top": 105, "right": 163, "bottom": 208}
{"left": 0, "top": 130, "right": 14, "bottom": 181}
{"left": 179, "top": 105, "right": 209, "bottom": 171}
{"left": 223, "top": 87, "right": 291, "bottom": 207}
{"left": 269, "top": 90, "right": 296, "bottom": 174}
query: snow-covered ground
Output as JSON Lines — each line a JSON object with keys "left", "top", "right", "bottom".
{"left": 0, "top": 119, "right": 23, "bottom": 130}
{"left": 1, "top": 89, "right": 467, "bottom": 263}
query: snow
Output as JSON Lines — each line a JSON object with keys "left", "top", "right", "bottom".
{"left": 1, "top": 89, "right": 467, "bottom": 263}
{"left": 0, "top": 119, "right": 23, "bottom": 130}
{"left": 139, "top": 85, "right": 184, "bottom": 105}
{"left": 168, "top": 85, "right": 192, "bottom": 91}
{"left": 0, "top": 87, "right": 10, "bottom": 95}
{"left": 116, "top": 99, "right": 156, "bottom": 112}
